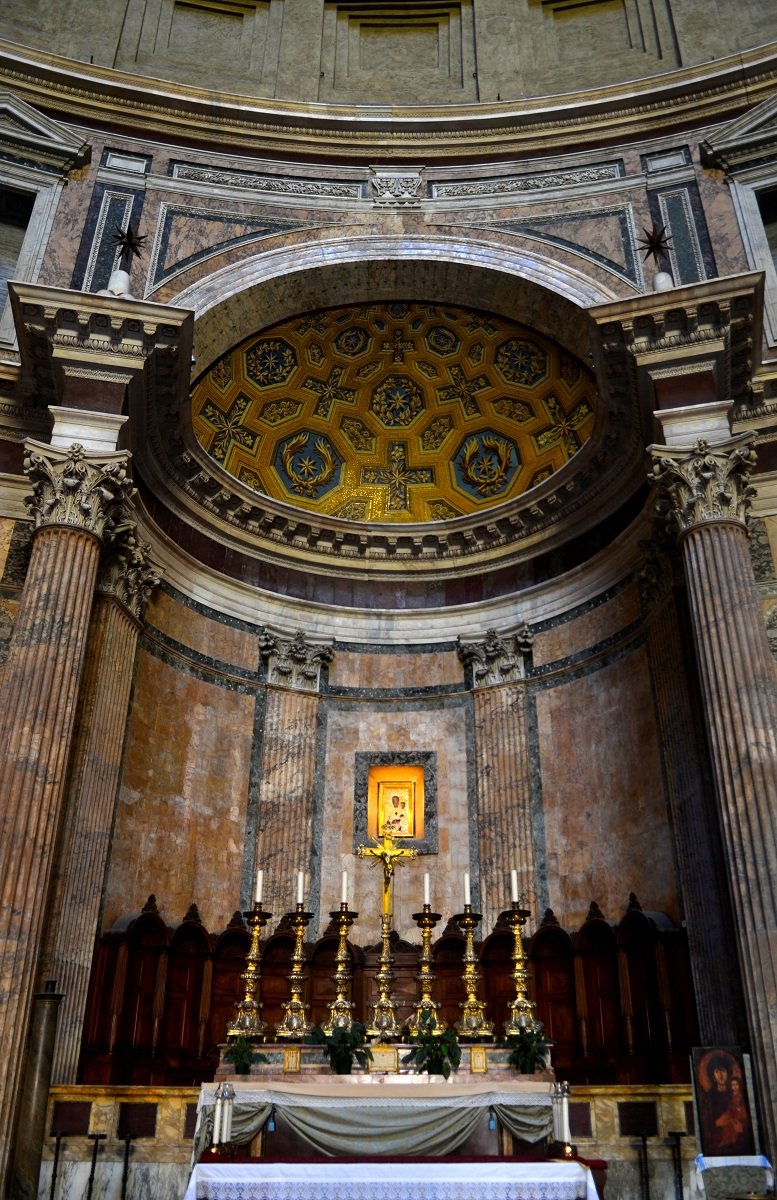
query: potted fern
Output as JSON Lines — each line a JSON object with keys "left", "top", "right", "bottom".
{"left": 402, "top": 1010, "right": 461, "bottom": 1079}
{"left": 503, "top": 1027, "right": 553, "bottom": 1075}
{"left": 223, "top": 1035, "right": 268, "bottom": 1074}
{"left": 306, "top": 1021, "right": 373, "bottom": 1075}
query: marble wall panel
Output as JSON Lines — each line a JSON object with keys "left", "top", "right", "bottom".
{"left": 317, "top": 699, "right": 470, "bottom": 941}
{"left": 145, "top": 588, "right": 260, "bottom": 673}
{"left": 328, "top": 647, "right": 462, "bottom": 690}
{"left": 532, "top": 584, "right": 641, "bottom": 668}
{"left": 0, "top": 517, "right": 14, "bottom": 576}
{"left": 535, "top": 644, "right": 677, "bottom": 929}
{"left": 102, "top": 648, "right": 256, "bottom": 932}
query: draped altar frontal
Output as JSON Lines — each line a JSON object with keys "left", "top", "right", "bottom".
{"left": 183, "top": 1159, "right": 600, "bottom": 1200}
{"left": 192, "top": 1079, "right": 554, "bottom": 1161}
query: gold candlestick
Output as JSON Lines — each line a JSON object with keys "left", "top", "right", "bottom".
{"left": 454, "top": 905, "right": 494, "bottom": 1040}
{"left": 365, "top": 912, "right": 401, "bottom": 1040}
{"left": 503, "top": 903, "right": 542, "bottom": 1035}
{"left": 226, "top": 903, "right": 272, "bottom": 1041}
{"left": 406, "top": 905, "right": 444, "bottom": 1034}
{"left": 321, "top": 903, "right": 357, "bottom": 1034}
{"left": 275, "top": 903, "right": 314, "bottom": 1039}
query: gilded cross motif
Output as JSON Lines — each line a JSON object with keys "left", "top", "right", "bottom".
{"left": 361, "top": 442, "right": 433, "bottom": 512}
{"left": 303, "top": 366, "right": 356, "bottom": 417}
{"left": 201, "top": 395, "right": 258, "bottom": 462}
{"left": 533, "top": 395, "right": 592, "bottom": 459}
{"left": 437, "top": 365, "right": 490, "bottom": 417}
{"left": 382, "top": 327, "right": 414, "bottom": 363}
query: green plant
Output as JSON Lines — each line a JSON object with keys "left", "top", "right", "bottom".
{"left": 402, "top": 1009, "right": 461, "bottom": 1079}
{"left": 503, "top": 1028, "right": 553, "bottom": 1075}
{"left": 223, "top": 1035, "right": 269, "bottom": 1074}
{"left": 306, "top": 1021, "right": 374, "bottom": 1075}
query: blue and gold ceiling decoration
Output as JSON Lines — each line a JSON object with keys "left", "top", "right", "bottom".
{"left": 191, "top": 302, "right": 597, "bottom": 523}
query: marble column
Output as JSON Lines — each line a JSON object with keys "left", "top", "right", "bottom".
{"left": 642, "top": 571, "right": 748, "bottom": 1046}
{"left": 7, "top": 982, "right": 62, "bottom": 1200}
{"left": 0, "top": 441, "right": 133, "bottom": 1190}
{"left": 37, "top": 530, "right": 159, "bottom": 1083}
{"left": 256, "top": 632, "right": 333, "bottom": 916}
{"left": 649, "top": 434, "right": 777, "bottom": 1155}
{"left": 458, "top": 629, "right": 535, "bottom": 931}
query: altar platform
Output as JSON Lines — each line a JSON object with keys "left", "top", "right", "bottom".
{"left": 183, "top": 1157, "right": 601, "bottom": 1200}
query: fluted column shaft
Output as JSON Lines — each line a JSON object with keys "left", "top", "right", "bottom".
{"left": 37, "top": 594, "right": 142, "bottom": 1083}
{"left": 645, "top": 589, "right": 747, "bottom": 1044}
{"left": 472, "top": 685, "right": 535, "bottom": 931}
{"left": 650, "top": 435, "right": 777, "bottom": 1155}
{"left": 0, "top": 441, "right": 132, "bottom": 1192}
{"left": 255, "top": 687, "right": 319, "bottom": 913}
{"left": 0, "top": 525, "right": 100, "bottom": 1183}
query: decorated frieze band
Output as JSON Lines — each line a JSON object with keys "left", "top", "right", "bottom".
{"left": 24, "top": 440, "right": 135, "bottom": 542}
{"left": 260, "top": 629, "right": 334, "bottom": 690}
{"left": 648, "top": 435, "right": 757, "bottom": 533}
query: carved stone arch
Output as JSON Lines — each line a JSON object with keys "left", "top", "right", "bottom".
{"left": 170, "top": 230, "right": 626, "bottom": 380}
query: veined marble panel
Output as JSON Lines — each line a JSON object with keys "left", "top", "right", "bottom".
{"left": 37, "top": 1160, "right": 189, "bottom": 1200}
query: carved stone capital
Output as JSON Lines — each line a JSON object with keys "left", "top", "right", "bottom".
{"left": 24, "top": 440, "right": 135, "bottom": 542}
{"left": 457, "top": 626, "right": 533, "bottom": 688}
{"left": 98, "top": 523, "right": 161, "bottom": 620}
{"left": 261, "top": 629, "right": 334, "bottom": 691}
{"left": 648, "top": 435, "right": 757, "bottom": 534}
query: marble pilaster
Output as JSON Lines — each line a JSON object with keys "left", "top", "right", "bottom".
{"left": 0, "top": 442, "right": 132, "bottom": 1190}
{"left": 8, "top": 984, "right": 62, "bottom": 1200}
{"left": 649, "top": 435, "right": 777, "bottom": 1156}
{"left": 254, "top": 685, "right": 320, "bottom": 915}
{"left": 459, "top": 630, "right": 535, "bottom": 930}
{"left": 37, "top": 531, "right": 159, "bottom": 1083}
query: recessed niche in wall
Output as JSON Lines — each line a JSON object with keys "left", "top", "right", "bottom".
{"left": 320, "top": 3, "right": 476, "bottom": 104}
{"left": 353, "top": 751, "right": 437, "bottom": 854}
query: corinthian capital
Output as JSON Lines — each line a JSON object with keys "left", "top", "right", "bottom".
{"left": 648, "top": 435, "right": 757, "bottom": 534}
{"left": 260, "top": 629, "right": 334, "bottom": 691}
{"left": 99, "top": 525, "right": 161, "bottom": 620}
{"left": 24, "top": 441, "right": 135, "bottom": 542}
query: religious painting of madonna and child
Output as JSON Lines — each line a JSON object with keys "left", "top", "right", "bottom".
{"left": 692, "top": 1047, "right": 756, "bottom": 1156}
{"left": 367, "top": 764, "right": 425, "bottom": 842}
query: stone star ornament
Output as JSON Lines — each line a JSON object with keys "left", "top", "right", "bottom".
{"left": 638, "top": 223, "right": 673, "bottom": 265}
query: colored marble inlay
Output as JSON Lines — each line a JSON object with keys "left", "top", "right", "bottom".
{"left": 191, "top": 301, "right": 597, "bottom": 521}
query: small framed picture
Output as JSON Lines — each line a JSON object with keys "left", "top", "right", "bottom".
{"left": 692, "top": 1046, "right": 755, "bottom": 1156}
{"left": 370, "top": 1046, "right": 399, "bottom": 1073}
{"left": 283, "top": 1046, "right": 301, "bottom": 1074}
{"left": 470, "top": 1046, "right": 488, "bottom": 1074}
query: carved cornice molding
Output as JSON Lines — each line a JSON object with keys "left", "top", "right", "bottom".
{"left": 647, "top": 435, "right": 757, "bottom": 534}
{"left": 23, "top": 440, "right": 135, "bottom": 541}
{"left": 457, "top": 626, "right": 533, "bottom": 687}
{"left": 8, "top": 282, "right": 193, "bottom": 412}
{"left": 98, "top": 523, "right": 161, "bottom": 620}
{"left": 1, "top": 40, "right": 776, "bottom": 161}
{"left": 260, "top": 629, "right": 334, "bottom": 691}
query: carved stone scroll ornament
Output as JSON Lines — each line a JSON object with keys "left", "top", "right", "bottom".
{"left": 457, "top": 625, "right": 533, "bottom": 688}
{"left": 260, "top": 629, "right": 334, "bottom": 691}
{"left": 98, "top": 524, "right": 161, "bottom": 620}
{"left": 648, "top": 436, "right": 757, "bottom": 535}
{"left": 24, "top": 441, "right": 135, "bottom": 542}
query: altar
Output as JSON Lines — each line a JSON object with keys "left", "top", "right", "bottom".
{"left": 192, "top": 1078, "right": 555, "bottom": 1161}
{"left": 183, "top": 1158, "right": 601, "bottom": 1200}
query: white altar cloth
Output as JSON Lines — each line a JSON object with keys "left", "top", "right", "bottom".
{"left": 183, "top": 1159, "right": 600, "bottom": 1200}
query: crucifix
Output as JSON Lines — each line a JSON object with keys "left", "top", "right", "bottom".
{"left": 357, "top": 829, "right": 418, "bottom": 1038}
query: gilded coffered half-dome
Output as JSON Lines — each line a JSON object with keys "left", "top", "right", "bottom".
{"left": 191, "top": 302, "right": 597, "bottom": 524}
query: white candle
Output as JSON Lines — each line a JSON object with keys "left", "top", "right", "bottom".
{"left": 222, "top": 1099, "right": 232, "bottom": 1144}
{"left": 464, "top": 872, "right": 471, "bottom": 907}
{"left": 254, "top": 868, "right": 263, "bottom": 905}
{"left": 511, "top": 869, "right": 519, "bottom": 903}
{"left": 424, "top": 872, "right": 431, "bottom": 906}
{"left": 296, "top": 870, "right": 304, "bottom": 905}
{"left": 341, "top": 870, "right": 348, "bottom": 904}
{"left": 212, "top": 1097, "right": 223, "bottom": 1145}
